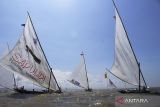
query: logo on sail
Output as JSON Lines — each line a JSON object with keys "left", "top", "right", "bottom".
{"left": 70, "top": 79, "right": 80, "bottom": 86}
{"left": 11, "top": 52, "right": 46, "bottom": 83}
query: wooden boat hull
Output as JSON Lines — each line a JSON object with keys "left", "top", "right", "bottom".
{"left": 85, "top": 88, "right": 92, "bottom": 92}
{"left": 14, "top": 88, "right": 48, "bottom": 94}
{"left": 118, "top": 88, "right": 150, "bottom": 94}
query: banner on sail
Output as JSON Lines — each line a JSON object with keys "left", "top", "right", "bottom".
{"left": 0, "top": 16, "right": 58, "bottom": 91}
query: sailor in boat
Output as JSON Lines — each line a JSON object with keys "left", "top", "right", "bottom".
{"left": 20, "top": 86, "right": 24, "bottom": 90}
{"left": 14, "top": 86, "right": 25, "bottom": 92}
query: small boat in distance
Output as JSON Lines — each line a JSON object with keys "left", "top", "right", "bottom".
{"left": 68, "top": 52, "right": 92, "bottom": 92}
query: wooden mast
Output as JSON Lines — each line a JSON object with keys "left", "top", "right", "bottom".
{"left": 138, "top": 63, "right": 141, "bottom": 92}
{"left": 81, "top": 52, "right": 92, "bottom": 91}
{"left": 111, "top": 0, "right": 147, "bottom": 91}
{"left": 27, "top": 12, "right": 61, "bottom": 93}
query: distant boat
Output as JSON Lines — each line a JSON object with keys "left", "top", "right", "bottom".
{"left": 107, "top": 0, "right": 149, "bottom": 93}
{"left": 0, "top": 12, "right": 61, "bottom": 93}
{"left": 68, "top": 52, "right": 92, "bottom": 92}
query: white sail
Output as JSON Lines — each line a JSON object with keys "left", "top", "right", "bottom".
{"left": 110, "top": 9, "right": 145, "bottom": 86}
{"left": 0, "top": 64, "right": 15, "bottom": 90}
{"left": 68, "top": 53, "right": 89, "bottom": 89}
{"left": 0, "top": 15, "right": 58, "bottom": 91}
{"left": 108, "top": 79, "right": 116, "bottom": 88}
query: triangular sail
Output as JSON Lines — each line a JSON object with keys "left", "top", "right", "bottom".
{"left": 0, "top": 15, "right": 59, "bottom": 91}
{"left": 110, "top": 9, "right": 145, "bottom": 86}
{"left": 68, "top": 53, "right": 89, "bottom": 89}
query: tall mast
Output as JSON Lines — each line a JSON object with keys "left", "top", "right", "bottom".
{"left": 138, "top": 63, "right": 141, "bottom": 92}
{"left": 48, "top": 68, "right": 52, "bottom": 92}
{"left": 111, "top": 0, "right": 147, "bottom": 90}
{"left": 27, "top": 12, "right": 61, "bottom": 92}
{"left": 81, "top": 52, "right": 90, "bottom": 90}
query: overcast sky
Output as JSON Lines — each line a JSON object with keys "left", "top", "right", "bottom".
{"left": 0, "top": 0, "right": 160, "bottom": 88}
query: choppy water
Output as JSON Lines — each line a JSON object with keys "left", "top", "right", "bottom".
{"left": 0, "top": 89, "right": 116, "bottom": 107}
{"left": 0, "top": 88, "right": 160, "bottom": 107}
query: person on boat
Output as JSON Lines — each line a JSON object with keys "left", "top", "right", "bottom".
{"left": 20, "top": 86, "right": 24, "bottom": 90}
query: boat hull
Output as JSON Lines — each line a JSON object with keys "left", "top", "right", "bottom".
{"left": 85, "top": 88, "right": 92, "bottom": 92}
{"left": 118, "top": 88, "right": 150, "bottom": 94}
{"left": 14, "top": 88, "right": 48, "bottom": 94}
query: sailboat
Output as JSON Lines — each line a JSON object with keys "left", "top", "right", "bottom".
{"left": 68, "top": 52, "right": 92, "bottom": 92}
{"left": 0, "top": 12, "right": 61, "bottom": 93}
{"left": 106, "top": 0, "right": 149, "bottom": 93}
